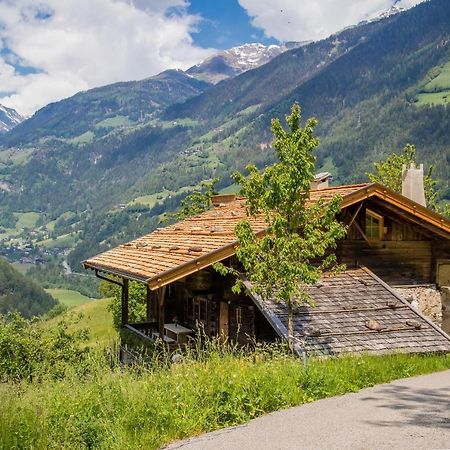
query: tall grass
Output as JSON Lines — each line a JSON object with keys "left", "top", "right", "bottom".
{"left": 1, "top": 338, "right": 449, "bottom": 450}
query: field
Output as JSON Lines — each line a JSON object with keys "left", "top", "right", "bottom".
{"left": 130, "top": 184, "right": 203, "bottom": 207}
{"left": 45, "top": 298, "right": 117, "bottom": 346}
{"left": 36, "top": 233, "right": 78, "bottom": 249}
{"left": 45, "top": 288, "right": 94, "bottom": 308}
{"left": 95, "top": 115, "right": 134, "bottom": 129}
{"left": 416, "top": 60, "right": 450, "bottom": 106}
{"left": 1, "top": 346, "right": 449, "bottom": 450}
{"left": 15, "top": 211, "right": 40, "bottom": 230}
{"left": 0, "top": 211, "right": 41, "bottom": 239}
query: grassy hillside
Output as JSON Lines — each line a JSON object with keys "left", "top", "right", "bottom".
{"left": 45, "top": 288, "right": 94, "bottom": 308}
{"left": 45, "top": 298, "right": 116, "bottom": 347}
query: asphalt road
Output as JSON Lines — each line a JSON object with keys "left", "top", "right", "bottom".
{"left": 166, "top": 369, "right": 450, "bottom": 450}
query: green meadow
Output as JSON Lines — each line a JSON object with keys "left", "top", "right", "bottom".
{"left": 45, "top": 288, "right": 94, "bottom": 308}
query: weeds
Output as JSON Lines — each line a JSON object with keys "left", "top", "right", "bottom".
{"left": 0, "top": 331, "right": 449, "bottom": 450}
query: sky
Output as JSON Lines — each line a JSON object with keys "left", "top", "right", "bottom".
{"left": 0, "top": 0, "right": 424, "bottom": 117}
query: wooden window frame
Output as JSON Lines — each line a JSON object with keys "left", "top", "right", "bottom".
{"left": 366, "top": 209, "right": 384, "bottom": 241}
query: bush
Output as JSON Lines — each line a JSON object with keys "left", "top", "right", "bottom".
{"left": 0, "top": 332, "right": 449, "bottom": 449}
{"left": 0, "top": 313, "right": 92, "bottom": 382}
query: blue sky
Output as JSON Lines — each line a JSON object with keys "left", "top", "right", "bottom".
{"left": 187, "top": 0, "right": 277, "bottom": 49}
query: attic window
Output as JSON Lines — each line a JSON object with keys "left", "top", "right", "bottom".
{"left": 365, "top": 209, "right": 384, "bottom": 241}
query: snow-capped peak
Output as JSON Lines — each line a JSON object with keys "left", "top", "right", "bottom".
{"left": 0, "top": 104, "right": 25, "bottom": 133}
{"left": 187, "top": 42, "right": 303, "bottom": 84}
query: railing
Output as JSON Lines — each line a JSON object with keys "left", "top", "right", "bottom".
{"left": 124, "top": 322, "right": 159, "bottom": 341}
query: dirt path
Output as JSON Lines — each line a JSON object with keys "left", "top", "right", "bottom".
{"left": 166, "top": 369, "right": 450, "bottom": 450}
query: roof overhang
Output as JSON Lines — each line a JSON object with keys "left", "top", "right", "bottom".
{"left": 341, "top": 183, "right": 450, "bottom": 238}
{"left": 84, "top": 183, "right": 450, "bottom": 289}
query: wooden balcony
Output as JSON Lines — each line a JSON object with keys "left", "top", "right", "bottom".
{"left": 124, "top": 321, "right": 193, "bottom": 350}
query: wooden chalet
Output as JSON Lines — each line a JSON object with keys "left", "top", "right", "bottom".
{"left": 83, "top": 182, "right": 450, "bottom": 356}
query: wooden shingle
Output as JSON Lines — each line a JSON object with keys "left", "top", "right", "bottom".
{"left": 248, "top": 268, "right": 450, "bottom": 356}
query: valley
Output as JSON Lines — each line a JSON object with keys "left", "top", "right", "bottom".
{"left": 0, "top": 0, "right": 449, "bottom": 299}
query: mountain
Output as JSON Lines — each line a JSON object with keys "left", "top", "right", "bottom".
{"left": 165, "top": 19, "right": 391, "bottom": 123}
{"left": 0, "top": 258, "right": 57, "bottom": 318}
{"left": 1, "top": 69, "right": 211, "bottom": 145}
{"left": 0, "top": 43, "right": 297, "bottom": 145}
{"left": 1, "top": 0, "right": 449, "bottom": 270}
{"left": 186, "top": 42, "right": 304, "bottom": 84}
{"left": 0, "top": 104, "right": 24, "bottom": 133}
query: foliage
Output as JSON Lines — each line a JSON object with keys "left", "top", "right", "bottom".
{"left": 0, "top": 312, "right": 91, "bottom": 382}
{"left": 167, "top": 178, "right": 219, "bottom": 221}
{"left": 26, "top": 261, "right": 100, "bottom": 298}
{"left": 216, "top": 104, "right": 347, "bottom": 349}
{"left": 0, "top": 257, "right": 58, "bottom": 318}
{"left": 0, "top": 210, "right": 17, "bottom": 228}
{"left": 0, "top": 335, "right": 449, "bottom": 449}
{"left": 366, "top": 144, "right": 442, "bottom": 210}
{"left": 108, "top": 281, "right": 147, "bottom": 328}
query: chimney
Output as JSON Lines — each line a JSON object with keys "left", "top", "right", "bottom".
{"left": 211, "top": 194, "right": 237, "bottom": 206}
{"left": 311, "top": 172, "right": 332, "bottom": 190}
{"left": 402, "top": 163, "right": 426, "bottom": 207}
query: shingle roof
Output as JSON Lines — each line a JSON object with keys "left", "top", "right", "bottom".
{"left": 246, "top": 267, "right": 450, "bottom": 356}
{"left": 84, "top": 184, "right": 368, "bottom": 287}
{"left": 83, "top": 182, "right": 450, "bottom": 288}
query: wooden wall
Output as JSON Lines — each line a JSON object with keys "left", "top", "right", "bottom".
{"left": 337, "top": 201, "right": 450, "bottom": 285}
{"left": 339, "top": 240, "right": 432, "bottom": 285}
{"left": 339, "top": 201, "right": 439, "bottom": 285}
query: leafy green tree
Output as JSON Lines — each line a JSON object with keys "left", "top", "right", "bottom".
{"left": 108, "top": 281, "right": 147, "bottom": 328}
{"left": 366, "top": 144, "right": 449, "bottom": 216}
{"left": 166, "top": 178, "right": 219, "bottom": 221}
{"left": 215, "top": 104, "right": 347, "bottom": 351}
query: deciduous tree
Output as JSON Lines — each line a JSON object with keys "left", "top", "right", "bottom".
{"left": 366, "top": 144, "right": 449, "bottom": 216}
{"left": 215, "top": 104, "right": 346, "bottom": 351}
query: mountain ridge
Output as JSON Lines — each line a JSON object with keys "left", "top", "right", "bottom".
{"left": 0, "top": 104, "right": 24, "bottom": 133}
{"left": 0, "top": 0, "right": 449, "bottom": 272}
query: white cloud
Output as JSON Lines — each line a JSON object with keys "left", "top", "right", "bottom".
{"left": 238, "top": 0, "right": 425, "bottom": 42}
{"left": 0, "top": 0, "right": 215, "bottom": 116}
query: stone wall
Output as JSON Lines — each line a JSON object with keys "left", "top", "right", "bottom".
{"left": 442, "top": 287, "right": 450, "bottom": 334}
{"left": 394, "top": 286, "right": 442, "bottom": 326}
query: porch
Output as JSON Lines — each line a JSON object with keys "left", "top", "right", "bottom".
{"left": 115, "top": 265, "right": 277, "bottom": 349}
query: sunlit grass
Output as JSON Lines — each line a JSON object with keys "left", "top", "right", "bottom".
{"left": 44, "top": 298, "right": 117, "bottom": 347}
{"left": 45, "top": 288, "right": 94, "bottom": 308}
{"left": 0, "top": 342, "right": 449, "bottom": 450}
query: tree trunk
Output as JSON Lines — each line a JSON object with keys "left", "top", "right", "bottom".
{"left": 287, "top": 298, "right": 294, "bottom": 353}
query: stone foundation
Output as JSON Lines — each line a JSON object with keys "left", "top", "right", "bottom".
{"left": 394, "top": 286, "right": 442, "bottom": 326}
{"left": 442, "top": 287, "right": 450, "bottom": 334}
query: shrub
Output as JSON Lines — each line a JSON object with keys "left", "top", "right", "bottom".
{"left": 0, "top": 313, "right": 91, "bottom": 382}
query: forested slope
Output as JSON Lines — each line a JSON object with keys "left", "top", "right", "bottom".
{"left": 0, "top": 258, "right": 57, "bottom": 317}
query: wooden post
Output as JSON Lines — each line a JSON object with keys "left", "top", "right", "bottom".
{"left": 121, "top": 278, "right": 129, "bottom": 326}
{"left": 158, "top": 286, "right": 166, "bottom": 339}
{"left": 146, "top": 286, "right": 152, "bottom": 322}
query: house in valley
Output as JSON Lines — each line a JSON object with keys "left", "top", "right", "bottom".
{"left": 83, "top": 171, "right": 450, "bottom": 357}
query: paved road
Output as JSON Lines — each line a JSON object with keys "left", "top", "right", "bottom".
{"left": 166, "top": 370, "right": 450, "bottom": 450}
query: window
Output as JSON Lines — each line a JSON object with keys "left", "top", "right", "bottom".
{"left": 236, "top": 307, "right": 243, "bottom": 325}
{"left": 365, "top": 209, "right": 384, "bottom": 241}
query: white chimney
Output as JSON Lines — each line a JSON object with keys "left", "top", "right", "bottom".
{"left": 311, "top": 172, "right": 332, "bottom": 190}
{"left": 402, "top": 163, "right": 426, "bottom": 207}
